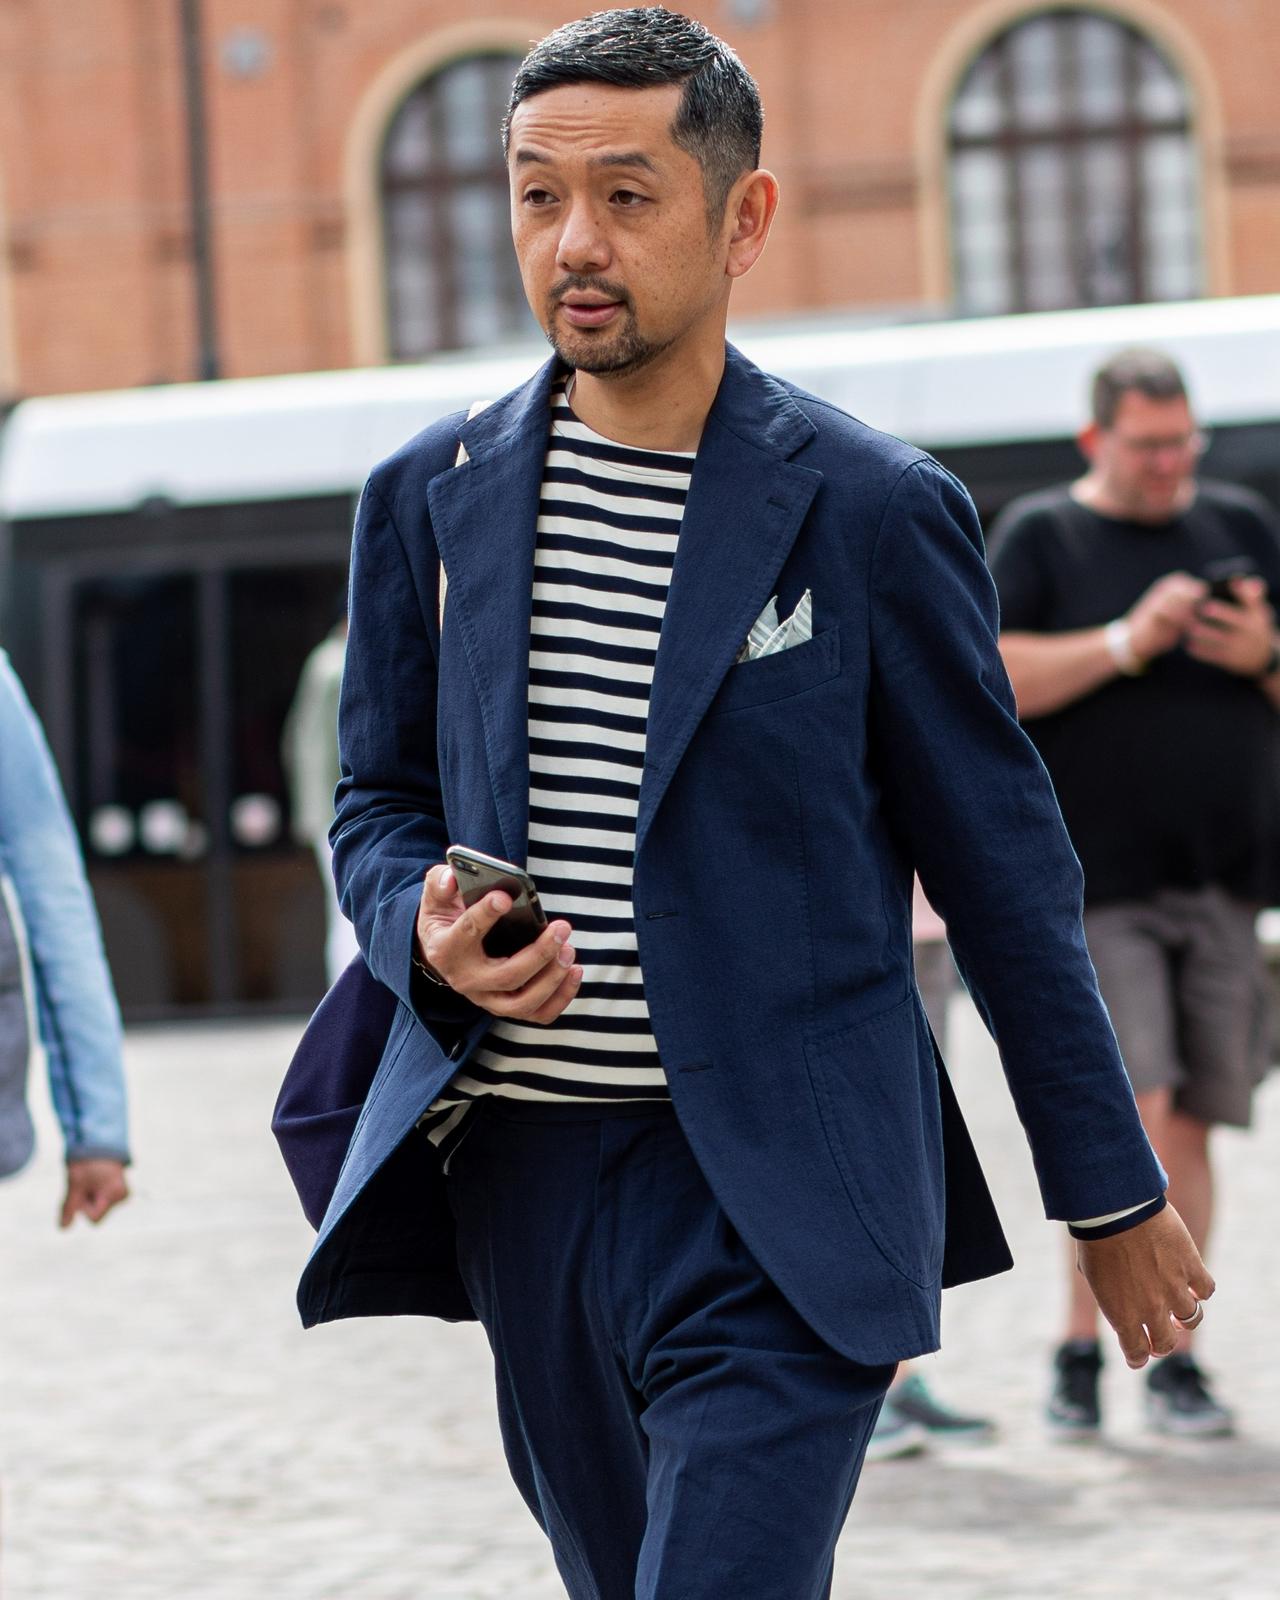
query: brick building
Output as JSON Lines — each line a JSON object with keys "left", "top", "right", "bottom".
{"left": 0, "top": 0, "right": 1277, "bottom": 399}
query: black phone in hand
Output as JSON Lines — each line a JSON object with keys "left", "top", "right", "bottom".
{"left": 445, "top": 846, "right": 548, "bottom": 958}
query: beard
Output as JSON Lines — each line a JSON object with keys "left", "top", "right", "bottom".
{"left": 543, "top": 276, "right": 672, "bottom": 378}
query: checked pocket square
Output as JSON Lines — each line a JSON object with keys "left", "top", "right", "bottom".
{"left": 736, "top": 589, "right": 813, "bottom": 662}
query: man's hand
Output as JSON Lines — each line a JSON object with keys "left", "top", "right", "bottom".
{"left": 416, "top": 862, "right": 582, "bottom": 1024}
{"left": 60, "top": 1159, "right": 129, "bottom": 1228}
{"left": 1185, "top": 575, "right": 1276, "bottom": 676}
{"left": 1075, "top": 1204, "right": 1215, "bottom": 1369}
{"left": 1125, "top": 571, "right": 1207, "bottom": 663}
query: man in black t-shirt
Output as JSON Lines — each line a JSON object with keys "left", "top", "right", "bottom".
{"left": 989, "top": 348, "right": 1280, "bottom": 1443}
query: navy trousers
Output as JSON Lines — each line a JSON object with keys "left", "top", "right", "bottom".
{"left": 445, "top": 1100, "right": 894, "bottom": 1600}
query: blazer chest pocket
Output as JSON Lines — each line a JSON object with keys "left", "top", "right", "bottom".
{"left": 710, "top": 626, "right": 841, "bottom": 715}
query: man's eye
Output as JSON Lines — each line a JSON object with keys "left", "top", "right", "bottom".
{"left": 611, "top": 189, "right": 647, "bottom": 207}
{"left": 523, "top": 188, "right": 557, "bottom": 206}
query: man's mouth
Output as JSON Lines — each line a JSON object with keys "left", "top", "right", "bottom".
{"left": 558, "top": 296, "right": 625, "bottom": 329}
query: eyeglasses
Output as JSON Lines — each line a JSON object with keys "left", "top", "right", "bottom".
{"left": 1110, "top": 429, "right": 1209, "bottom": 459}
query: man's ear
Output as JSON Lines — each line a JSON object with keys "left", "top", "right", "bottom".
{"left": 1077, "top": 422, "right": 1102, "bottom": 465}
{"left": 724, "top": 170, "right": 780, "bottom": 281}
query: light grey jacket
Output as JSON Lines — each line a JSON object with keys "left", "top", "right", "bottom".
{"left": 0, "top": 651, "right": 129, "bottom": 1177}
{"left": 282, "top": 627, "right": 345, "bottom": 848}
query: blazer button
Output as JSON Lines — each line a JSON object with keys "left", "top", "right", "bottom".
{"left": 448, "top": 1037, "right": 468, "bottom": 1061}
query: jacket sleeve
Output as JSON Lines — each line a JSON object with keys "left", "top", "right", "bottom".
{"left": 867, "top": 459, "right": 1165, "bottom": 1221}
{"left": 0, "top": 652, "right": 130, "bottom": 1163}
{"left": 330, "top": 478, "right": 479, "bottom": 1033}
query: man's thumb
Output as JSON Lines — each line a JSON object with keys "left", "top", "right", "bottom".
{"left": 423, "top": 863, "right": 457, "bottom": 904}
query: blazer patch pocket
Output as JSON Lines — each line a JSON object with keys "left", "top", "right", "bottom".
{"left": 711, "top": 625, "right": 841, "bottom": 715}
{"left": 804, "top": 993, "right": 945, "bottom": 1288}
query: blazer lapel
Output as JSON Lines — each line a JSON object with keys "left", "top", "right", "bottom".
{"left": 636, "top": 350, "right": 823, "bottom": 858}
{"left": 425, "top": 358, "right": 559, "bottom": 865}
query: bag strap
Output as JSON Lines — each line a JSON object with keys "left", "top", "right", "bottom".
{"left": 439, "top": 399, "right": 492, "bottom": 635}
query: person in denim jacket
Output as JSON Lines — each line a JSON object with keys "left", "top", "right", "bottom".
{"left": 0, "top": 649, "right": 130, "bottom": 1223}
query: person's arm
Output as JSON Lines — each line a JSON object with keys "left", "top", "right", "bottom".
{"left": 868, "top": 462, "right": 1208, "bottom": 1362}
{"left": 0, "top": 653, "right": 130, "bottom": 1223}
{"left": 999, "top": 571, "right": 1208, "bottom": 719}
{"left": 998, "top": 628, "right": 1119, "bottom": 718}
{"left": 331, "top": 476, "right": 475, "bottom": 1025}
{"left": 332, "top": 473, "right": 577, "bottom": 1032}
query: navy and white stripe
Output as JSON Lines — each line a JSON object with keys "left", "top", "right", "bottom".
{"left": 422, "top": 381, "right": 693, "bottom": 1163}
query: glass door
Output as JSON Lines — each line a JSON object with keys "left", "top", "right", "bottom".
{"left": 73, "top": 573, "right": 211, "bottom": 1010}
{"left": 64, "top": 559, "right": 348, "bottom": 1016}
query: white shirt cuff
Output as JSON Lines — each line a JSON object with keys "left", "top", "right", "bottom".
{"left": 1069, "top": 1198, "right": 1159, "bottom": 1229}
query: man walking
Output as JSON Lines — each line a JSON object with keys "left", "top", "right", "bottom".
{"left": 989, "top": 347, "right": 1280, "bottom": 1440}
{"left": 295, "top": 15, "right": 1210, "bottom": 1596}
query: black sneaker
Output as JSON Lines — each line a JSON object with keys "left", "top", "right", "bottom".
{"left": 889, "top": 1374, "right": 996, "bottom": 1441}
{"left": 1145, "top": 1353, "right": 1234, "bottom": 1438}
{"left": 1047, "top": 1339, "right": 1103, "bottom": 1439}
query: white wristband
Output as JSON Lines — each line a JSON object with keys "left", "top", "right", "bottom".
{"left": 1104, "top": 618, "right": 1145, "bottom": 676}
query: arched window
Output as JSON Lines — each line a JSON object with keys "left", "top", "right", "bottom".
{"left": 947, "top": 9, "right": 1202, "bottom": 316}
{"left": 380, "top": 53, "right": 530, "bottom": 359}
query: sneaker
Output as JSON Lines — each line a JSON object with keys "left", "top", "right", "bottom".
{"left": 1047, "top": 1339, "right": 1103, "bottom": 1439}
{"left": 890, "top": 1374, "right": 996, "bottom": 1441}
{"left": 864, "top": 1398, "right": 928, "bottom": 1463}
{"left": 1145, "top": 1353, "right": 1234, "bottom": 1438}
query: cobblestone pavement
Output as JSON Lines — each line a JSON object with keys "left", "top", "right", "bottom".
{"left": 1, "top": 1002, "right": 1276, "bottom": 1600}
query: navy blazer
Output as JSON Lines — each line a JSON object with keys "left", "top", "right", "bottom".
{"left": 289, "top": 346, "right": 1163, "bottom": 1365}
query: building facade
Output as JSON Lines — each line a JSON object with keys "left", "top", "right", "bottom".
{"left": 0, "top": 0, "right": 1277, "bottom": 397}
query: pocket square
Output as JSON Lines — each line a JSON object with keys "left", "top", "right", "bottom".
{"left": 737, "top": 589, "right": 813, "bottom": 662}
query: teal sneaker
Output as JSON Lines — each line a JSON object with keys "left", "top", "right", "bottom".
{"left": 890, "top": 1373, "right": 996, "bottom": 1441}
{"left": 864, "top": 1398, "right": 928, "bottom": 1463}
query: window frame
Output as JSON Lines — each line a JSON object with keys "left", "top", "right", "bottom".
{"left": 946, "top": 7, "right": 1202, "bottom": 316}
{"left": 379, "top": 51, "right": 527, "bottom": 360}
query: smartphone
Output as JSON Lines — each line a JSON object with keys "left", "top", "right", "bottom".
{"left": 1202, "top": 557, "right": 1257, "bottom": 606}
{"left": 445, "top": 845, "right": 548, "bottom": 958}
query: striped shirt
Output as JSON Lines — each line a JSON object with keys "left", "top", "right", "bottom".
{"left": 422, "top": 380, "right": 694, "bottom": 1164}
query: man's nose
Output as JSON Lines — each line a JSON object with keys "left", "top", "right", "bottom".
{"left": 1148, "top": 450, "right": 1191, "bottom": 480}
{"left": 556, "top": 200, "right": 611, "bottom": 276}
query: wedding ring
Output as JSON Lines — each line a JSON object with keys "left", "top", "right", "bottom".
{"left": 1174, "top": 1300, "right": 1204, "bottom": 1331}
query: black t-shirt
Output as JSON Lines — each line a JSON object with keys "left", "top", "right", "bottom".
{"left": 987, "top": 480, "right": 1280, "bottom": 906}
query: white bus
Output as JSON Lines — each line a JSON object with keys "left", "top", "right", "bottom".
{"left": 3, "top": 294, "right": 1277, "bottom": 1016}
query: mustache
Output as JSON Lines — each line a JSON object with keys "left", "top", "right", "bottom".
{"left": 549, "top": 275, "right": 632, "bottom": 309}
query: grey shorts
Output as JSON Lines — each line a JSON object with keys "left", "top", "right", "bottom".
{"left": 1083, "top": 886, "right": 1272, "bottom": 1128}
{"left": 913, "top": 939, "right": 957, "bottom": 1053}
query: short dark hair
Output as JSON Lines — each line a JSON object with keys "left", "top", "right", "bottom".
{"left": 1091, "top": 347, "right": 1189, "bottom": 429}
{"left": 503, "top": 7, "right": 763, "bottom": 228}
